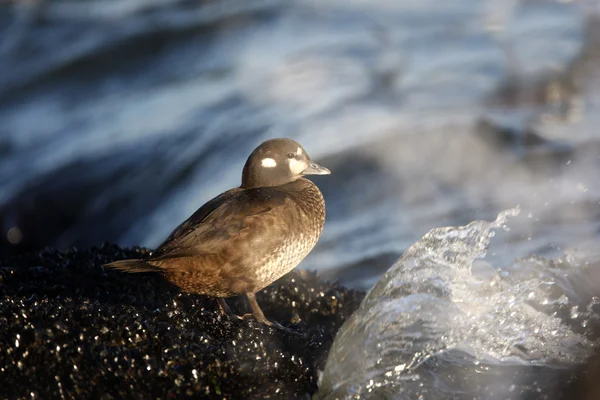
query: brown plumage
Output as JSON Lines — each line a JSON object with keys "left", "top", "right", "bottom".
{"left": 105, "top": 138, "right": 330, "bottom": 326}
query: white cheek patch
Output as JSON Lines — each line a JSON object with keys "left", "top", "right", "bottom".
{"left": 261, "top": 158, "right": 277, "bottom": 168}
{"left": 289, "top": 158, "right": 307, "bottom": 175}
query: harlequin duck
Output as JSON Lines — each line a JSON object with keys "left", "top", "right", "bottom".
{"left": 106, "top": 138, "right": 330, "bottom": 326}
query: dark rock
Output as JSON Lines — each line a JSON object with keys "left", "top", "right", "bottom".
{"left": 0, "top": 244, "right": 364, "bottom": 399}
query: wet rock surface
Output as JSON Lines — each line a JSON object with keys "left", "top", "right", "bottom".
{"left": 0, "top": 245, "right": 364, "bottom": 399}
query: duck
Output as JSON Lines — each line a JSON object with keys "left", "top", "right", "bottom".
{"left": 105, "top": 138, "right": 330, "bottom": 326}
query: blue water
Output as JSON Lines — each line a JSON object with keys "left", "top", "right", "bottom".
{"left": 1, "top": 0, "right": 599, "bottom": 291}
{"left": 318, "top": 209, "right": 600, "bottom": 399}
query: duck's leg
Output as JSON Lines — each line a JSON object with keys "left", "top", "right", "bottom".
{"left": 245, "top": 292, "right": 273, "bottom": 326}
{"left": 217, "top": 298, "right": 240, "bottom": 319}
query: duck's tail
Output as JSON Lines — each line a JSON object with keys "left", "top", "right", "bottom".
{"left": 104, "top": 259, "right": 160, "bottom": 273}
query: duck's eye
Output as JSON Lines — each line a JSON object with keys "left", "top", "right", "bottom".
{"left": 287, "top": 153, "right": 295, "bottom": 159}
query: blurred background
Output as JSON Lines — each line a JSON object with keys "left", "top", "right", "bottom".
{"left": 1, "top": 0, "right": 599, "bottom": 290}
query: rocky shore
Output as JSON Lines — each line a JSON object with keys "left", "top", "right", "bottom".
{"left": 0, "top": 245, "right": 364, "bottom": 399}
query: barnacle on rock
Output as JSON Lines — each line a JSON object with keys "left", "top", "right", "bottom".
{"left": 0, "top": 244, "right": 364, "bottom": 399}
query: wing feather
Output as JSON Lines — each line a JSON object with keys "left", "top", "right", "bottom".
{"left": 149, "top": 187, "right": 294, "bottom": 263}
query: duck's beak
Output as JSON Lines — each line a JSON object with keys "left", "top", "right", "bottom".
{"left": 302, "top": 161, "right": 331, "bottom": 175}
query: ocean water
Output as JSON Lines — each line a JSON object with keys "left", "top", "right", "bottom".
{"left": 1, "top": 0, "right": 599, "bottom": 291}
{"left": 317, "top": 209, "right": 600, "bottom": 399}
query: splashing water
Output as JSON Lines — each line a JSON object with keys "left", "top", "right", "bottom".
{"left": 317, "top": 208, "right": 599, "bottom": 399}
